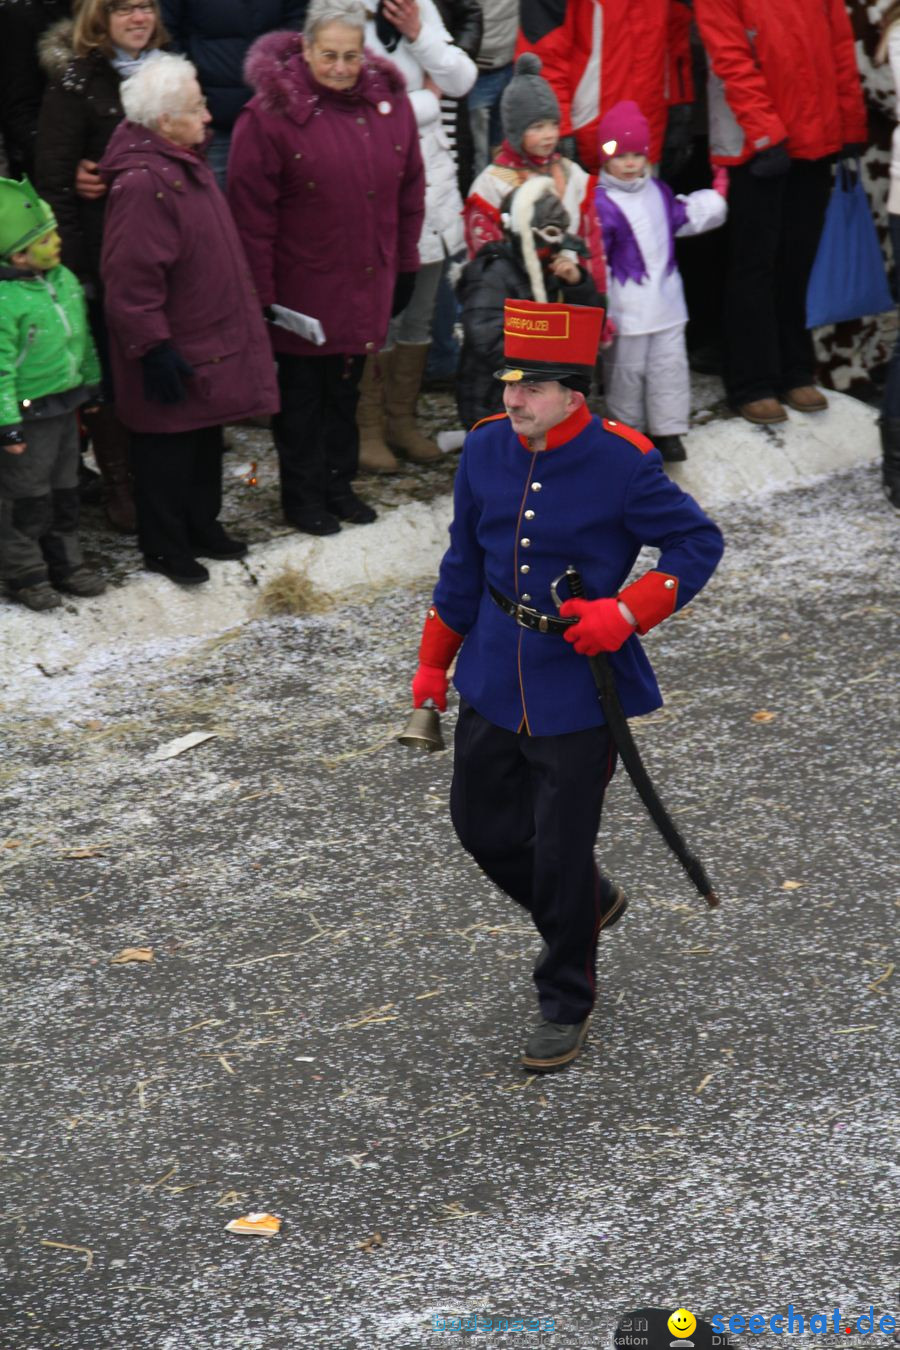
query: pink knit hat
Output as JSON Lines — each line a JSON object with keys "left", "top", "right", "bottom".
{"left": 597, "top": 101, "right": 651, "bottom": 164}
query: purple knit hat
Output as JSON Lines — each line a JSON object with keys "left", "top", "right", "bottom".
{"left": 597, "top": 100, "right": 651, "bottom": 164}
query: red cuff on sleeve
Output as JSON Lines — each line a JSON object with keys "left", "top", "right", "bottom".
{"left": 618, "top": 571, "right": 679, "bottom": 634}
{"left": 418, "top": 606, "right": 464, "bottom": 669}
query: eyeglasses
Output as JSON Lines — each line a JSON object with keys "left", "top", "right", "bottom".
{"left": 107, "top": 2, "right": 156, "bottom": 15}
{"left": 314, "top": 49, "right": 363, "bottom": 65}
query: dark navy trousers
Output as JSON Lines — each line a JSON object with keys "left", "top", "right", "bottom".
{"left": 450, "top": 700, "right": 619, "bottom": 1024}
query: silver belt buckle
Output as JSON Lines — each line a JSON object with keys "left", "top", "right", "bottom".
{"left": 515, "top": 603, "right": 526, "bottom": 626}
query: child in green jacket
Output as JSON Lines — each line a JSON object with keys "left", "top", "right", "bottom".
{"left": 0, "top": 176, "right": 105, "bottom": 610}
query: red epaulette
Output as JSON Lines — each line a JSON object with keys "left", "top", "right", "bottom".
{"left": 602, "top": 418, "right": 655, "bottom": 454}
{"left": 470, "top": 412, "right": 509, "bottom": 432}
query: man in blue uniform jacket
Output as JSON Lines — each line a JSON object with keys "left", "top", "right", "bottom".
{"left": 411, "top": 298, "right": 724, "bottom": 1072}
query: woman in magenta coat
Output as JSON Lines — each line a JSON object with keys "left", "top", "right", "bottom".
{"left": 227, "top": 0, "right": 425, "bottom": 536}
{"left": 99, "top": 50, "right": 279, "bottom": 584}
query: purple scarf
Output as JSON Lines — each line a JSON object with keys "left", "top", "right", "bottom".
{"left": 595, "top": 178, "right": 689, "bottom": 286}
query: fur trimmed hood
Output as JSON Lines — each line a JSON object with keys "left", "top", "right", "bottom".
{"left": 243, "top": 30, "right": 408, "bottom": 122}
{"left": 37, "top": 17, "right": 78, "bottom": 81}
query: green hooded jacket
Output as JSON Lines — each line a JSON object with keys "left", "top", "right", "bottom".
{"left": 0, "top": 262, "right": 101, "bottom": 431}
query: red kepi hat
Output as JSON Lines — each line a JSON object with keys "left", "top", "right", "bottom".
{"left": 495, "top": 299, "right": 606, "bottom": 385}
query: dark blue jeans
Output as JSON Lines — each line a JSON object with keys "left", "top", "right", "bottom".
{"left": 883, "top": 214, "right": 900, "bottom": 420}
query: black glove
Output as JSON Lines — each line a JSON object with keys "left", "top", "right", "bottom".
{"left": 749, "top": 142, "right": 791, "bottom": 178}
{"left": 659, "top": 103, "right": 694, "bottom": 183}
{"left": 375, "top": 2, "right": 402, "bottom": 51}
{"left": 391, "top": 271, "right": 417, "bottom": 317}
{"left": 141, "top": 341, "right": 194, "bottom": 404}
{"left": 841, "top": 142, "right": 867, "bottom": 160}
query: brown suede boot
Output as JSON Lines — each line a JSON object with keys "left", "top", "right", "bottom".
{"left": 83, "top": 404, "right": 137, "bottom": 533}
{"left": 356, "top": 353, "right": 399, "bottom": 474}
{"left": 384, "top": 342, "right": 441, "bottom": 464}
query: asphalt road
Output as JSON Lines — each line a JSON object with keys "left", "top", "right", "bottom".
{"left": 1, "top": 463, "right": 896, "bottom": 1350}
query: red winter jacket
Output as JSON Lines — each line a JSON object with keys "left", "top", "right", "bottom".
{"left": 694, "top": 0, "right": 868, "bottom": 166}
{"left": 515, "top": 0, "right": 689, "bottom": 172}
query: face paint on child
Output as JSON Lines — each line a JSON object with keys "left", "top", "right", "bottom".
{"left": 23, "top": 229, "right": 62, "bottom": 271}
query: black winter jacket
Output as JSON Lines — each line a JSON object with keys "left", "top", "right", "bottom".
{"left": 456, "top": 241, "right": 603, "bottom": 429}
{"left": 0, "top": 0, "right": 70, "bottom": 176}
{"left": 434, "top": 0, "right": 483, "bottom": 60}
{"left": 160, "top": 0, "right": 307, "bottom": 131}
{"left": 34, "top": 21, "right": 125, "bottom": 287}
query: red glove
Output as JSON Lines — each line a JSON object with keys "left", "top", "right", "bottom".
{"left": 559, "top": 597, "right": 635, "bottom": 655}
{"left": 412, "top": 664, "right": 449, "bottom": 711}
{"left": 411, "top": 606, "right": 463, "bottom": 711}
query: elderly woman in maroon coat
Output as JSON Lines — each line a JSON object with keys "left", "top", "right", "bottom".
{"left": 99, "top": 51, "right": 279, "bottom": 584}
{"left": 227, "top": 0, "right": 425, "bottom": 537}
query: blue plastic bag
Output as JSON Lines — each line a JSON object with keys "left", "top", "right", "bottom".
{"left": 806, "top": 159, "right": 894, "bottom": 327}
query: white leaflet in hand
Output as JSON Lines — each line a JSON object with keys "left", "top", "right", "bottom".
{"left": 269, "top": 304, "right": 326, "bottom": 345}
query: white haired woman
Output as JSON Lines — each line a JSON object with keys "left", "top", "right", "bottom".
{"left": 227, "top": 0, "right": 425, "bottom": 535}
{"left": 98, "top": 51, "right": 279, "bottom": 584}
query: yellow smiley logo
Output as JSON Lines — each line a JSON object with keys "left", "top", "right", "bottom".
{"left": 667, "top": 1309, "right": 697, "bottom": 1339}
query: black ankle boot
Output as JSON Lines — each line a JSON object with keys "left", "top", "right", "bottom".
{"left": 879, "top": 417, "right": 900, "bottom": 510}
{"left": 653, "top": 435, "right": 687, "bottom": 462}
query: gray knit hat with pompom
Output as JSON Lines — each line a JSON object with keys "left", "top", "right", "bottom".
{"left": 500, "top": 52, "right": 561, "bottom": 151}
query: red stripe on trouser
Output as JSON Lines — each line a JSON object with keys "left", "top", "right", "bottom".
{"left": 583, "top": 739, "right": 619, "bottom": 1001}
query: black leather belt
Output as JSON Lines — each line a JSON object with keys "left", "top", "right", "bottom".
{"left": 489, "top": 584, "right": 576, "bottom": 635}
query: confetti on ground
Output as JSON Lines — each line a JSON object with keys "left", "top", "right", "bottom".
{"left": 357, "top": 1232, "right": 383, "bottom": 1253}
{"left": 109, "top": 947, "right": 154, "bottom": 964}
{"left": 751, "top": 710, "right": 777, "bottom": 723}
{"left": 781, "top": 880, "right": 803, "bottom": 890}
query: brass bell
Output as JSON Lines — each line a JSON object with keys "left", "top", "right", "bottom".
{"left": 397, "top": 702, "right": 445, "bottom": 752}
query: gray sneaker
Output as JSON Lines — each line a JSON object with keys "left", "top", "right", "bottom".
{"left": 521, "top": 1017, "right": 590, "bottom": 1073}
{"left": 12, "top": 581, "right": 62, "bottom": 611}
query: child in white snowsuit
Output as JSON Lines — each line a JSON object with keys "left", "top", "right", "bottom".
{"left": 595, "top": 100, "right": 727, "bottom": 462}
